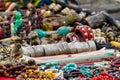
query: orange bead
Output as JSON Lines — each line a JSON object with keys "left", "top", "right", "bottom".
{"left": 5, "top": 2, "right": 11, "bottom": 9}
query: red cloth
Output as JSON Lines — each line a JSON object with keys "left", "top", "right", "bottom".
{"left": 0, "top": 77, "right": 15, "bottom": 80}
{"left": 0, "top": 26, "right": 3, "bottom": 39}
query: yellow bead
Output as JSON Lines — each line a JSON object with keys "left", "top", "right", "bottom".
{"left": 29, "top": 72, "right": 33, "bottom": 74}
{"left": 27, "top": 69, "right": 33, "bottom": 73}
{"left": 44, "top": 78, "right": 47, "bottom": 80}
{"left": 34, "top": 70, "right": 39, "bottom": 73}
{"left": 24, "top": 74, "right": 27, "bottom": 78}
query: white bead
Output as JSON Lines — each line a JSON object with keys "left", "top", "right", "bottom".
{"left": 88, "top": 28, "right": 91, "bottom": 30}
{"left": 84, "top": 33, "right": 88, "bottom": 35}
{"left": 82, "top": 28, "right": 85, "bottom": 31}
{"left": 90, "top": 33, "right": 93, "bottom": 35}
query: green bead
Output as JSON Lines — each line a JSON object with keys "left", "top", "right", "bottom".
{"left": 86, "top": 70, "right": 92, "bottom": 77}
{"left": 94, "top": 70, "right": 100, "bottom": 75}
{"left": 14, "top": 12, "right": 23, "bottom": 35}
{"left": 38, "top": 65, "right": 46, "bottom": 70}
{"left": 62, "top": 63, "right": 78, "bottom": 71}
{"left": 57, "top": 27, "right": 70, "bottom": 35}
{"left": 80, "top": 65, "right": 94, "bottom": 77}
{"left": 15, "top": 12, "right": 22, "bottom": 19}
{"left": 35, "top": 29, "right": 47, "bottom": 38}
{"left": 15, "top": 3, "right": 20, "bottom": 11}
{"left": 80, "top": 65, "right": 86, "bottom": 69}
{"left": 45, "top": 62, "right": 60, "bottom": 69}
